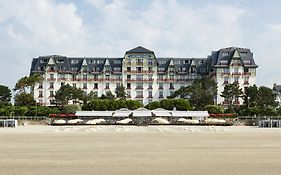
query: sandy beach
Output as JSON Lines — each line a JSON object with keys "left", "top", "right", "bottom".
{"left": 0, "top": 125, "right": 281, "bottom": 175}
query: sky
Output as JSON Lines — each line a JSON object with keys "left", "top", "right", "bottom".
{"left": 0, "top": 0, "right": 281, "bottom": 90}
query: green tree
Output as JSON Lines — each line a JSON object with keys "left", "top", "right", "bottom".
{"left": 125, "top": 100, "right": 142, "bottom": 109}
{"left": 0, "top": 85, "right": 12, "bottom": 106}
{"left": 204, "top": 105, "right": 224, "bottom": 114}
{"left": 53, "top": 84, "right": 74, "bottom": 106}
{"left": 14, "top": 74, "right": 42, "bottom": 92}
{"left": 115, "top": 84, "right": 126, "bottom": 100}
{"left": 144, "top": 101, "right": 161, "bottom": 110}
{"left": 168, "top": 77, "right": 217, "bottom": 110}
{"left": 221, "top": 82, "right": 243, "bottom": 110}
{"left": 63, "top": 104, "right": 82, "bottom": 114}
{"left": 100, "top": 91, "right": 115, "bottom": 100}
{"left": 243, "top": 85, "right": 259, "bottom": 107}
{"left": 14, "top": 92, "right": 36, "bottom": 106}
{"left": 257, "top": 86, "right": 277, "bottom": 109}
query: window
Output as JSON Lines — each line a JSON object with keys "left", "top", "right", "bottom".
{"left": 39, "top": 91, "right": 43, "bottom": 97}
{"left": 83, "top": 74, "right": 87, "bottom": 81}
{"left": 224, "top": 77, "right": 229, "bottom": 84}
{"left": 127, "top": 67, "right": 131, "bottom": 72}
{"left": 234, "top": 68, "right": 239, "bottom": 73}
{"left": 116, "top": 83, "right": 121, "bottom": 88}
{"left": 243, "top": 60, "right": 251, "bottom": 65}
{"left": 223, "top": 68, "right": 230, "bottom": 74}
{"left": 57, "top": 59, "right": 64, "bottom": 63}
{"left": 159, "top": 91, "right": 163, "bottom": 98}
{"left": 136, "top": 67, "right": 143, "bottom": 72}
{"left": 169, "top": 75, "right": 174, "bottom": 79}
{"left": 61, "top": 82, "right": 65, "bottom": 87}
{"left": 148, "top": 67, "right": 153, "bottom": 72}
{"left": 244, "top": 67, "right": 249, "bottom": 73}
{"left": 38, "top": 83, "right": 43, "bottom": 89}
{"left": 220, "top": 60, "right": 228, "bottom": 65}
{"left": 40, "top": 59, "right": 48, "bottom": 63}
{"left": 136, "top": 91, "right": 143, "bottom": 97}
{"left": 148, "top": 83, "right": 153, "bottom": 89}
{"left": 73, "top": 83, "right": 76, "bottom": 88}
{"left": 148, "top": 91, "right": 152, "bottom": 98}
{"left": 240, "top": 52, "right": 247, "bottom": 56}
{"left": 148, "top": 74, "right": 153, "bottom": 80}
{"left": 105, "top": 83, "right": 109, "bottom": 89}
{"left": 136, "top": 74, "right": 143, "bottom": 80}
{"left": 114, "top": 67, "right": 121, "bottom": 72}
{"left": 83, "top": 83, "right": 87, "bottom": 89}
{"left": 50, "top": 91, "right": 54, "bottom": 97}
{"left": 94, "top": 75, "right": 98, "bottom": 80}
{"left": 94, "top": 83, "right": 98, "bottom": 89}
{"left": 113, "top": 60, "right": 121, "bottom": 64}
{"left": 158, "top": 75, "right": 164, "bottom": 80}
{"left": 159, "top": 82, "right": 163, "bottom": 89}
{"left": 222, "top": 52, "right": 229, "bottom": 57}
{"left": 158, "top": 60, "right": 166, "bottom": 64}
{"left": 49, "top": 82, "right": 54, "bottom": 89}
{"left": 234, "top": 77, "right": 239, "bottom": 83}
{"left": 105, "top": 75, "right": 110, "bottom": 80}
{"left": 169, "top": 83, "right": 174, "bottom": 89}
{"left": 50, "top": 74, "right": 54, "bottom": 79}
{"left": 127, "top": 83, "right": 131, "bottom": 89}
{"left": 72, "top": 75, "right": 77, "bottom": 81}
{"left": 71, "top": 59, "right": 78, "bottom": 64}
{"left": 148, "top": 59, "right": 153, "bottom": 65}
{"left": 136, "top": 83, "right": 143, "bottom": 89}
{"left": 127, "top": 75, "right": 131, "bottom": 80}
{"left": 71, "top": 67, "right": 78, "bottom": 71}
{"left": 244, "top": 77, "right": 249, "bottom": 84}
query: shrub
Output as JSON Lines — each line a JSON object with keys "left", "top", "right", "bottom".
{"left": 63, "top": 104, "right": 82, "bottom": 114}
{"left": 204, "top": 105, "right": 224, "bottom": 114}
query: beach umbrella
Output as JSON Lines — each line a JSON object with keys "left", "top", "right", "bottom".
{"left": 53, "top": 119, "right": 66, "bottom": 124}
{"left": 59, "top": 114, "right": 67, "bottom": 117}
{"left": 49, "top": 114, "right": 58, "bottom": 117}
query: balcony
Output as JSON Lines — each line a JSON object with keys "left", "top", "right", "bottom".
{"left": 159, "top": 96, "right": 164, "bottom": 99}
{"left": 47, "top": 69, "right": 56, "bottom": 72}
{"left": 135, "top": 95, "right": 144, "bottom": 98}
{"left": 105, "top": 87, "right": 110, "bottom": 90}
{"left": 164, "top": 78, "right": 175, "bottom": 82}
{"left": 221, "top": 72, "right": 230, "bottom": 76}
{"left": 57, "top": 78, "right": 68, "bottom": 81}
{"left": 47, "top": 78, "right": 56, "bottom": 81}
{"left": 148, "top": 87, "right": 153, "bottom": 90}
{"left": 243, "top": 72, "right": 251, "bottom": 76}
{"left": 232, "top": 72, "right": 241, "bottom": 76}
{"left": 223, "top": 81, "right": 229, "bottom": 85}
{"left": 38, "top": 95, "right": 43, "bottom": 98}
{"left": 135, "top": 87, "right": 144, "bottom": 90}
{"left": 169, "top": 86, "right": 175, "bottom": 90}
{"left": 148, "top": 95, "right": 153, "bottom": 98}
{"left": 136, "top": 62, "right": 143, "bottom": 66}
{"left": 244, "top": 81, "right": 249, "bottom": 85}
{"left": 158, "top": 87, "right": 163, "bottom": 90}
{"left": 231, "top": 63, "right": 242, "bottom": 66}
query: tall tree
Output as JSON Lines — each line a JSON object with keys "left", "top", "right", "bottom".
{"left": 100, "top": 91, "right": 115, "bottom": 100}
{"left": 14, "top": 74, "right": 42, "bottom": 92}
{"left": 14, "top": 92, "right": 36, "bottom": 106}
{"left": 115, "top": 84, "right": 126, "bottom": 100}
{"left": 243, "top": 85, "right": 259, "bottom": 107}
{"left": 0, "top": 85, "right": 12, "bottom": 105}
{"left": 257, "top": 86, "right": 277, "bottom": 109}
{"left": 168, "top": 77, "right": 217, "bottom": 110}
{"left": 221, "top": 82, "right": 243, "bottom": 109}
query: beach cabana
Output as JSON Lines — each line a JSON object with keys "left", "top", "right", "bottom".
{"left": 132, "top": 109, "right": 152, "bottom": 125}
{"left": 75, "top": 111, "right": 113, "bottom": 121}
{"left": 152, "top": 111, "right": 172, "bottom": 121}
{"left": 171, "top": 111, "right": 209, "bottom": 122}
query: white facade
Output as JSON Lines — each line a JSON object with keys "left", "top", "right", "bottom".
{"left": 30, "top": 46, "right": 257, "bottom": 106}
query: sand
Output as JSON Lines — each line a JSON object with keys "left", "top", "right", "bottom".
{"left": 0, "top": 125, "right": 281, "bottom": 175}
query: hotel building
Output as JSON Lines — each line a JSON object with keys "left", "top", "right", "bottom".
{"left": 30, "top": 46, "right": 258, "bottom": 106}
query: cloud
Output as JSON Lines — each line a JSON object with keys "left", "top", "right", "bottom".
{"left": 0, "top": 0, "right": 90, "bottom": 87}
{"left": 0, "top": 0, "right": 280, "bottom": 89}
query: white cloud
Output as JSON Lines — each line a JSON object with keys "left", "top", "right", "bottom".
{"left": 0, "top": 0, "right": 280, "bottom": 89}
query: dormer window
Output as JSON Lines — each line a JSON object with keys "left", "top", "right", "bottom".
{"left": 220, "top": 60, "right": 228, "bottom": 65}
{"left": 113, "top": 60, "right": 121, "bottom": 64}
{"left": 71, "top": 59, "right": 78, "bottom": 64}
{"left": 57, "top": 59, "right": 64, "bottom": 63}
{"left": 243, "top": 60, "right": 251, "bottom": 65}
{"left": 222, "top": 52, "right": 229, "bottom": 57}
{"left": 71, "top": 67, "right": 78, "bottom": 71}
{"left": 40, "top": 59, "right": 48, "bottom": 63}
{"left": 240, "top": 52, "right": 247, "bottom": 56}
